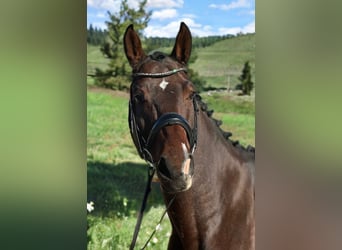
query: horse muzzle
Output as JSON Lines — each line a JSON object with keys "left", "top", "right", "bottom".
{"left": 157, "top": 156, "right": 194, "bottom": 193}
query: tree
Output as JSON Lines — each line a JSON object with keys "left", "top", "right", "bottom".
{"left": 87, "top": 25, "right": 107, "bottom": 46}
{"left": 237, "top": 61, "right": 254, "bottom": 95}
{"left": 94, "top": 0, "right": 151, "bottom": 90}
{"left": 87, "top": 24, "right": 94, "bottom": 44}
{"left": 187, "top": 50, "right": 206, "bottom": 92}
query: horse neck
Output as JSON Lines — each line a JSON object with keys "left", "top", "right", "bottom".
{"left": 162, "top": 109, "right": 255, "bottom": 248}
{"left": 195, "top": 108, "right": 253, "bottom": 177}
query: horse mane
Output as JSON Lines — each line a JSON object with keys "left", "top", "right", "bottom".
{"left": 194, "top": 93, "right": 255, "bottom": 157}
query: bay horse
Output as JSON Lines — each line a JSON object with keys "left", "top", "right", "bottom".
{"left": 124, "top": 22, "right": 255, "bottom": 250}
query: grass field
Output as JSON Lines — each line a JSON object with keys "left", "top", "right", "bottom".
{"left": 87, "top": 34, "right": 255, "bottom": 249}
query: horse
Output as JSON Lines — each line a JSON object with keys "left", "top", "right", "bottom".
{"left": 124, "top": 22, "right": 255, "bottom": 250}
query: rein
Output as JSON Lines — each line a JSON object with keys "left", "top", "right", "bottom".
{"left": 129, "top": 67, "right": 198, "bottom": 249}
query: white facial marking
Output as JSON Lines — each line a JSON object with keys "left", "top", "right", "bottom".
{"left": 159, "top": 78, "right": 169, "bottom": 90}
{"left": 181, "top": 143, "right": 188, "bottom": 159}
{"left": 181, "top": 143, "right": 191, "bottom": 175}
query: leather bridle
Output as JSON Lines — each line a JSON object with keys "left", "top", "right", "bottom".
{"left": 128, "top": 68, "right": 198, "bottom": 167}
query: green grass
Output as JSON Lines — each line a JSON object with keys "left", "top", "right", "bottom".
{"left": 87, "top": 161, "right": 171, "bottom": 250}
{"left": 87, "top": 91, "right": 136, "bottom": 163}
{"left": 87, "top": 45, "right": 111, "bottom": 73}
{"left": 219, "top": 113, "right": 255, "bottom": 146}
{"left": 88, "top": 206, "right": 171, "bottom": 250}
{"left": 87, "top": 44, "right": 111, "bottom": 85}
{"left": 202, "top": 92, "right": 255, "bottom": 115}
{"left": 201, "top": 92, "right": 255, "bottom": 146}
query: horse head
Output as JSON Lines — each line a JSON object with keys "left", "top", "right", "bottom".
{"left": 124, "top": 22, "right": 197, "bottom": 193}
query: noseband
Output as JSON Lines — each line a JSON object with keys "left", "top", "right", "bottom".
{"left": 129, "top": 67, "right": 198, "bottom": 166}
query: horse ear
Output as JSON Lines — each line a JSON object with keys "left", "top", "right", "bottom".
{"left": 124, "top": 24, "right": 146, "bottom": 68}
{"left": 171, "top": 22, "right": 192, "bottom": 64}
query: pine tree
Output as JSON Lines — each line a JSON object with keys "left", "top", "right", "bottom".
{"left": 237, "top": 61, "right": 254, "bottom": 95}
{"left": 87, "top": 24, "right": 94, "bottom": 44}
{"left": 87, "top": 25, "right": 107, "bottom": 46}
{"left": 94, "top": 0, "right": 151, "bottom": 90}
{"left": 187, "top": 50, "right": 206, "bottom": 92}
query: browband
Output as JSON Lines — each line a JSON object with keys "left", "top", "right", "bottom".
{"left": 132, "top": 67, "right": 187, "bottom": 78}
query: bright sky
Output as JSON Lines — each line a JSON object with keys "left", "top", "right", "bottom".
{"left": 87, "top": 0, "right": 255, "bottom": 37}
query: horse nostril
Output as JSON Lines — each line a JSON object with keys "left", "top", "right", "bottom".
{"left": 158, "top": 157, "right": 172, "bottom": 179}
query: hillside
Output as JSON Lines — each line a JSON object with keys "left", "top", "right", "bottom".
{"left": 191, "top": 33, "right": 255, "bottom": 89}
{"left": 87, "top": 33, "right": 255, "bottom": 90}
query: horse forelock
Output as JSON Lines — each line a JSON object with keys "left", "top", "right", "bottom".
{"left": 133, "top": 51, "right": 182, "bottom": 74}
{"left": 148, "top": 51, "right": 167, "bottom": 61}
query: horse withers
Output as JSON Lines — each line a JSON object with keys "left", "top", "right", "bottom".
{"left": 124, "top": 22, "right": 255, "bottom": 250}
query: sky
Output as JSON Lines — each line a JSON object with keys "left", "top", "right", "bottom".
{"left": 87, "top": 0, "right": 255, "bottom": 37}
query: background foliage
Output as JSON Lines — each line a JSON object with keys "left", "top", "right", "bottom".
{"left": 86, "top": 0, "right": 255, "bottom": 92}
{"left": 87, "top": 33, "right": 255, "bottom": 93}
{"left": 89, "top": 0, "right": 151, "bottom": 90}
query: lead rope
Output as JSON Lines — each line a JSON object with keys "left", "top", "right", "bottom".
{"left": 140, "top": 195, "right": 176, "bottom": 250}
{"left": 129, "top": 166, "right": 176, "bottom": 250}
{"left": 129, "top": 167, "right": 155, "bottom": 250}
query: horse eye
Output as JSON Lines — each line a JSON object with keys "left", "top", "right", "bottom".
{"left": 189, "top": 91, "right": 197, "bottom": 100}
{"left": 134, "top": 93, "right": 145, "bottom": 103}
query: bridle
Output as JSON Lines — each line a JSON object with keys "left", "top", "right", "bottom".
{"left": 129, "top": 67, "right": 199, "bottom": 250}
{"left": 129, "top": 67, "right": 198, "bottom": 167}
{"left": 132, "top": 67, "right": 188, "bottom": 78}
